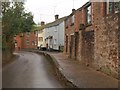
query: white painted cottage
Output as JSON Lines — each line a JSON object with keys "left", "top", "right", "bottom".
{"left": 44, "top": 15, "right": 66, "bottom": 51}
{"left": 37, "top": 22, "right": 46, "bottom": 49}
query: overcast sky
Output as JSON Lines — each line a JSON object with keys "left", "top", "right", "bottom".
{"left": 24, "top": 0, "right": 89, "bottom": 24}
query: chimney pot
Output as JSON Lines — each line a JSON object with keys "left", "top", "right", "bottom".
{"left": 55, "top": 14, "right": 59, "bottom": 20}
{"left": 41, "top": 21, "right": 45, "bottom": 26}
{"left": 72, "top": 9, "right": 75, "bottom": 13}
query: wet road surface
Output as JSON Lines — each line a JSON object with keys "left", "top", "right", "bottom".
{"left": 2, "top": 51, "right": 63, "bottom": 88}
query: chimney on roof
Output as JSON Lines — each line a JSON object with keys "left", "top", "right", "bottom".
{"left": 55, "top": 14, "right": 59, "bottom": 20}
{"left": 41, "top": 21, "right": 45, "bottom": 26}
{"left": 72, "top": 9, "right": 75, "bottom": 13}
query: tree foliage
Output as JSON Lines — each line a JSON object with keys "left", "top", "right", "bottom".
{"left": 2, "top": 1, "right": 34, "bottom": 36}
{"left": 2, "top": 1, "right": 35, "bottom": 49}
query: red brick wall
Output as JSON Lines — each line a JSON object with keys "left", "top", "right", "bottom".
{"left": 15, "top": 34, "right": 22, "bottom": 51}
{"left": 15, "top": 31, "right": 38, "bottom": 50}
{"left": 74, "top": 9, "right": 82, "bottom": 32}
{"left": 22, "top": 32, "right": 37, "bottom": 49}
{"left": 64, "top": 14, "right": 75, "bottom": 58}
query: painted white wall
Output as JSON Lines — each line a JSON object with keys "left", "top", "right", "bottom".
{"left": 58, "top": 21, "right": 65, "bottom": 46}
{"left": 37, "top": 29, "right": 46, "bottom": 48}
{"left": 44, "top": 21, "right": 65, "bottom": 50}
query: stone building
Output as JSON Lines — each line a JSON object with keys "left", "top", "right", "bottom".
{"left": 64, "top": 1, "right": 120, "bottom": 78}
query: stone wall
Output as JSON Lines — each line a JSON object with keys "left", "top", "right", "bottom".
{"left": 64, "top": 2, "right": 120, "bottom": 79}
{"left": 93, "top": 13, "right": 119, "bottom": 79}
{"left": 2, "top": 49, "right": 13, "bottom": 66}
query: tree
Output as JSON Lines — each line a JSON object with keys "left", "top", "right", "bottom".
{"left": 2, "top": 1, "right": 35, "bottom": 52}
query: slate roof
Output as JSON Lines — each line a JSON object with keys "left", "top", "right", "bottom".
{"left": 32, "top": 16, "right": 66, "bottom": 31}
{"left": 45, "top": 16, "right": 67, "bottom": 28}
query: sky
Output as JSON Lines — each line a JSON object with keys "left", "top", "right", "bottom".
{"left": 24, "top": 0, "right": 89, "bottom": 24}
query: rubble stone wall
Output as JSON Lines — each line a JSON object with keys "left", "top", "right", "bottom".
{"left": 93, "top": 13, "right": 119, "bottom": 78}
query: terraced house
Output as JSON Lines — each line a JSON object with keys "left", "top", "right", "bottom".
{"left": 64, "top": 1, "right": 120, "bottom": 79}
{"left": 44, "top": 15, "right": 66, "bottom": 51}
{"left": 37, "top": 22, "right": 46, "bottom": 50}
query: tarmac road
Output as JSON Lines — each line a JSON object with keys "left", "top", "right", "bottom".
{"left": 2, "top": 51, "right": 63, "bottom": 88}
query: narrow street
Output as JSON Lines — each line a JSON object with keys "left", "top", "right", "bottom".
{"left": 2, "top": 51, "right": 63, "bottom": 88}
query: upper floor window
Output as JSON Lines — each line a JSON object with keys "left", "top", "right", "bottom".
{"left": 38, "top": 37, "right": 43, "bottom": 42}
{"left": 86, "top": 5, "right": 91, "bottom": 24}
{"left": 107, "top": 1, "right": 120, "bottom": 14}
{"left": 71, "top": 15, "right": 75, "bottom": 24}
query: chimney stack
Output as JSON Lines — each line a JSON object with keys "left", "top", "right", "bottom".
{"left": 55, "top": 14, "right": 59, "bottom": 20}
{"left": 72, "top": 9, "right": 75, "bottom": 13}
{"left": 41, "top": 21, "right": 45, "bottom": 26}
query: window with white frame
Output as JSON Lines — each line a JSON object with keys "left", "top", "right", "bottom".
{"left": 38, "top": 37, "right": 43, "bottom": 42}
{"left": 86, "top": 5, "right": 91, "bottom": 24}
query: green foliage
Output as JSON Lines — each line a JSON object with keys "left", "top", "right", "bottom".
{"left": 2, "top": 1, "right": 35, "bottom": 49}
{"left": 20, "top": 12, "right": 35, "bottom": 32}
{"left": 2, "top": 2, "right": 34, "bottom": 36}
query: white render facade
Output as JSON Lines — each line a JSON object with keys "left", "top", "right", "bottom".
{"left": 37, "top": 29, "right": 46, "bottom": 48}
{"left": 44, "top": 21, "right": 65, "bottom": 50}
